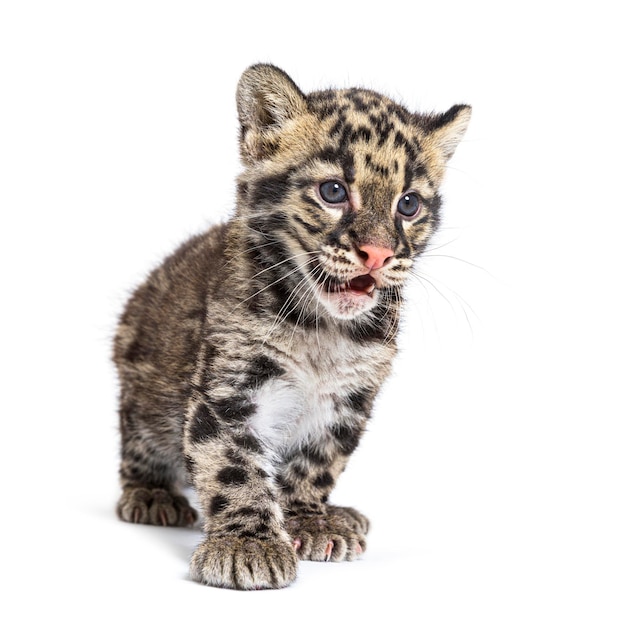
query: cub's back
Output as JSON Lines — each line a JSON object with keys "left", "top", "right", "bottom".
{"left": 114, "top": 222, "right": 229, "bottom": 411}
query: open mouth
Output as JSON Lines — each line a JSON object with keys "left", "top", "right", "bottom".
{"left": 323, "top": 274, "right": 376, "bottom": 296}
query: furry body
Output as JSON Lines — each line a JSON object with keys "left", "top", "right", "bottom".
{"left": 114, "top": 65, "right": 470, "bottom": 589}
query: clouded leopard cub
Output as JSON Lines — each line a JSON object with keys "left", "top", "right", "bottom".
{"left": 114, "top": 64, "right": 470, "bottom": 589}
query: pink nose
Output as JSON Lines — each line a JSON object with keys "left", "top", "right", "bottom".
{"left": 357, "top": 244, "right": 394, "bottom": 270}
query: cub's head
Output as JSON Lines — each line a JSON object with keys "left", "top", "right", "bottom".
{"left": 235, "top": 64, "right": 470, "bottom": 323}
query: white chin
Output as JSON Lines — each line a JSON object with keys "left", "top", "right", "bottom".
{"left": 318, "top": 288, "right": 378, "bottom": 320}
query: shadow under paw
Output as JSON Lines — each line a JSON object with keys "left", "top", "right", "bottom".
{"left": 117, "top": 487, "right": 198, "bottom": 527}
{"left": 189, "top": 535, "right": 298, "bottom": 590}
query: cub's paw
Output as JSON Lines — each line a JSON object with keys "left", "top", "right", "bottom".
{"left": 117, "top": 487, "right": 198, "bottom": 527}
{"left": 285, "top": 511, "right": 367, "bottom": 562}
{"left": 189, "top": 536, "right": 298, "bottom": 590}
{"left": 326, "top": 505, "right": 370, "bottom": 535}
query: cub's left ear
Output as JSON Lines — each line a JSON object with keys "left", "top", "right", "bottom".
{"left": 424, "top": 104, "right": 472, "bottom": 160}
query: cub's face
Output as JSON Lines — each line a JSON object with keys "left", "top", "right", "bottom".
{"left": 236, "top": 65, "right": 470, "bottom": 321}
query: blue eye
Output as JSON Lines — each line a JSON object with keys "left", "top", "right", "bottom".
{"left": 397, "top": 192, "right": 421, "bottom": 218}
{"left": 319, "top": 181, "right": 348, "bottom": 204}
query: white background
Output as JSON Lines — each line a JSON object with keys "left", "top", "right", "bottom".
{"left": 1, "top": 1, "right": 624, "bottom": 620}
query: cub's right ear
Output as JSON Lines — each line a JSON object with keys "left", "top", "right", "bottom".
{"left": 236, "top": 64, "right": 307, "bottom": 163}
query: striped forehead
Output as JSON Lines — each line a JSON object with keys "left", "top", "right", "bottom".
{"left": 309, "top": 88, "right": 427, "bottom": 193}
{"left": 311, "top": 89, "right": 420, "bottom": 171}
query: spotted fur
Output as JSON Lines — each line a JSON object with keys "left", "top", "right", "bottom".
{"left": 114, "top": 64, "right": 470, "bottom": 590}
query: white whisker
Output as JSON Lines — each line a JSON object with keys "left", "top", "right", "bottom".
{"left": 408, "top": 268, "right": 477, "bottom": 337}
{"left": 287, "top": 267, "right": 326, "bottom": 350}
{"left": 422, "top": 252, "right": 495, "bottom": 280}
{"left": 262, "top": 261, "right": 322, "bottom": 343}
{"left": 230, "top": 255, "right": 318, "bottom": 314}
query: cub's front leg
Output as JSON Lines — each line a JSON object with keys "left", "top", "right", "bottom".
{"left": 278, "top": 421, "right": 370, "bottom": 562}
{"left": 184, "top": 395, "right": 297, "bottom": 590}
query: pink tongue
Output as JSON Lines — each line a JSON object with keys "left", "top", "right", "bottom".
{"left": 349, "top": 274, "right": 375, "bottom": 292}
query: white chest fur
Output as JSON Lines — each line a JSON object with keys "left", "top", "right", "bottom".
{"left": 247, "top": 330, "right": 391, "bottom": 457}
